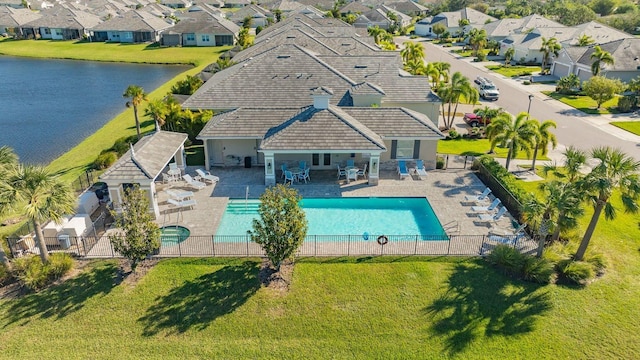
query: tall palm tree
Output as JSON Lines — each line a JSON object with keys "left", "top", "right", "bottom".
{"left": 529, "top": 119, "right": 557, "bottom": 170}
{"left": 474, "top": 106, "right": 504, "bottom": 129}
{"left": 504, "top": 47, "right": 515, "bottom": 66}
{"left": 590, "top": 45, "right": 614, "bottom": 76}
{"left": 540, "top": 37, "right": 561, "bottom": 74}
{"left": 367, "top": 26, "right": 385, "bottom": 44}
{"left": 434, "top": 62, "right": 451, "bottom": 83}
{"left": 404, "top": 59, "right": 426, "bottom": 75}
{"left": 574, "top": 147, "right": 640, "bottom": 261}
{"left": 123, "top": 85, "right": 148, "bottom": 140}
{"left": 400, "top": 41, "right": 424, "bottom": 66}
{"left": 437, "top": 72, "right": 479, "bottom": 130}
{"left": 486, "top": 112, "right": 537, "bottom": 170}
{"left": 0, "top": 165, "right": 76, "bottom": 263}
{"left": 0, "top": 146, "right": 18, "bottom": 267}
{"left": 424, "top": 62, "right": 441, "bottom": 88}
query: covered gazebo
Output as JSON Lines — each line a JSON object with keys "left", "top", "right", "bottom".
{"left": 99, "top": 130, "right": 188, "bottom": 218}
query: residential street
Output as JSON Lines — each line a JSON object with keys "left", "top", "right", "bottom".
{"left": 398, "top": 37, "right": 640, "bottom": 161}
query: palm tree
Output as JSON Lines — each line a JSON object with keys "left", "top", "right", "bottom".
{"left": 424, "top": 62, "right": 441, "bottom": 88}
{"left": 504, "top": 47, "right": 515, "bottom": 66}
{"left": 574, "top": 147, "right": 640, "bottom": 261}
{"left": 144, "top": 99, "right": 168, "bottom": 128}
{"left": 486, "top": 112, "right": 537, "bottom": 170}
{"left": 590, "top": 45, "right": 614, "bottom": 76}
{"left": 0, "top": 145, "right": 18, "bottom": 169}
{"left": 437, "top": 72, "right": 479, "bottom": 130}
{"left": 577, "top": 34, "right": 594, "bottom": 47}
{"left": 400, "top": 41, "right": 424, "bottom": 66}
{"left": 474, "top": 106, "right": 504, "bottom": 129}
{"left": 0, "top": 165, "right": 76, "bottom": 263}
{"left": 529, "top": 119, "right": 557, "bottom": 170}
{"left": 404, "top": 58, "right": 426, "bottom": 75}
{"left": 123, "top": 85, "right": 148, "bottom": 140}
{"left": 540, "top": 37, "right": 561, "bottom": 74}
{"left": 468, "top": 28, "right": 488, "bottom": 56}
{"left": 434, "top": 62, "right": 451, "bottom": 84}
{"left": 368, "top": 26, "right": 385, "bottom": 44}
{"left": 0, "top": 146, "right": 18, "bottom": 267}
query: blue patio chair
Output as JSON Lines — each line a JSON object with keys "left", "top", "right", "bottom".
{"left": 299, "top": 160, "right": 307, "bottom": 170}
{"left": 284, "top": 170, "right": 295, "bottom": 185}
{"left": 414, "top": 159, "right": 428, "bottom": 177}
{"left": 281, "top": 163, "right": 287, "bottom": 179}
{"left": 397, "top": 160, "right": 409, "bottom": 179}
{"left": 346, "top": 159, "right": 355, "bottom": 167}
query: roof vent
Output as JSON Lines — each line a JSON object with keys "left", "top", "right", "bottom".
{"left": 277, "top": 55, "right": 290, "bottom": 59}
{"left": 355, "top": 65, "right": 367, "bottom": 69}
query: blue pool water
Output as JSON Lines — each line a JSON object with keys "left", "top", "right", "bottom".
{"left": 216, "top": 197, "right": 446, "bottom": 239}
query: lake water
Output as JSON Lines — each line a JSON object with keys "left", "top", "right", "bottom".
{"left": 0, "top": 56, "right": 189, "bottom": 164}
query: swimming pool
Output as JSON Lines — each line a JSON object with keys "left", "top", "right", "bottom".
{"left": 216, "top": 197, "right": 447, "bottom": 240}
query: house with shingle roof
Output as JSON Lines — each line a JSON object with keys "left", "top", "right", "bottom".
{"left": 386, "top": 1, "right": 428, "bottom": 17}
{"left": 255, "top": 15, "right": 356, "bottom": 41}
{"left": 482, "top": 14, "right": 564, "bottom": 42}
{"left": 339, "top": 0, "right": 370, "bottom": 16}
{"left": 415, "top": 7, "right": 496, "bottom": 37}
{"left": 227, "top": 3, "right": 272, "bottom": 28}
{"left": 20, "top": 7, "right": 101, "bottom": 40}
{"left": 353, "top": 5, "right": 411, "bottom": 30}
{"left": 551, "top": 38, "right": 640, "bottom": 83}
{"left": 90, "top": 10, "right": 172, "bottom": 43}
{"left": 161, "top": 10, "right": 238, "bottom": 46}
{"left": 223, "top": 0, "right": 249, "bottom": 8}
{"left": 0, "top": 6, "right": 40, "bottom": 37}
{"left": 160, "top": 0, "right": 192, "bottom": 9}
{"left": 197, "top": 88, "right": 444, "bottom": 185}
{"left": 100, "top": 130, "right": 188, "bottom": 218}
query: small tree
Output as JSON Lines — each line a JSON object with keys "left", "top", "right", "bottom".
{"left": 432, "top": 23, "right": 446, "bottom": 39}
{"left": 556, "top": 73, "right": 580, "bottom": 94}
{"left": 249, "top": 184, "right": 307, "bottom": 271}
{"left": 109, "top": 186, "right": 160, "bottom": 273}
{"left": 582, "top": 76, "right": 624, "bottom": 109}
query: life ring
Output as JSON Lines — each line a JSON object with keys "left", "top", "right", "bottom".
{"left": 377, "top": 235, "right": 389, "bottom": 245}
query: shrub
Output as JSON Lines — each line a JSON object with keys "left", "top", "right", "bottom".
{"left": 475, "top": 52, "right": 487, "bottom": 62}
{"left": 112, "top": 135, "right": 138, "bottom": 156}
{"left": 0, "top": 263, "right": 11, "bottom": 286}
{"left": 585, "top": 253, "right": 607, "bottom": 274}
{"left": 487, "top": 245, "right": 524, "bottom": 274}
{"left": 475, "top": 156, "right": 533, "bottom": 205}
{"left": 255, "top": 25, "right": 263, "bottom": 35}
{"left": 521, "top": 256, "right": 555, "bottom": 284}
{"left": 557, "top": 259, "right": 593, "bottom": 285}
{"left": 448, "top": 129, "right": 461, "bottom": 139}
{"left": 436, "top": 155, "right": 445, "bottom": 169}
{"left": 523, "top": 80, "right": 531, "bottom": 85}
{"left": 617, "top": 95, "right": 635, "bottom": 112}
{"left": 520, "top": 71, "right": 532, "bottom": 76}
{"left": 93, "top": 151, "right": 117, "bottom": 170}
{"left": 12, "top": 253, "right": 74, "bottom": 291}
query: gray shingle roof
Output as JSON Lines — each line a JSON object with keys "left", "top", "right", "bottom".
{"left": 100, "top": 131, "right": 187, "bottom": 181}
{"left": 483, "top": 14, "right": 564, "bottom": 38}
{"left": 0, "top": 6, "right": 41, "bottom": 27}
{"left": 182, "top": 43, "right": 436, "bottom": 110}
{"left": 261, "top": 105, "right": 386, "bottom": 151}
{"left": 171, "top": 10, "right": 239, "bottom": 34}
{"left": 23, "top": 7, "right": 101, "bottom": 29}
{"left": 577, "top": 38, "right": 640, "bottom": 70}
{"left": 350, "top": 82, "right": 385, "bottom": 95}
{"left": 90, "top": 9, "right": 171, "bottom": 31}
{"left": 340, "top": 1, "right": 370, "bottom": 14}
{"left": 566, "top": 21, "right": 631, "bottom": 46}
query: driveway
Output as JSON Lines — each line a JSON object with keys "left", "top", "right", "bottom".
{"left": 397, "top": 36, "right": 640, "bottom": 161}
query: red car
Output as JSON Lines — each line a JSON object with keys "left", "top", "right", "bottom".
{"left": 463, "top": 113, "right": 490, "bottom": 127}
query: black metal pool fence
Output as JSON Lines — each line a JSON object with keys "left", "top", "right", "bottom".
{"left": 7, "top": 233, "right": 532, "bottom": 258}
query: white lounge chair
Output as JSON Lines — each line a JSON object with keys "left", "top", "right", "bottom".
{"left": 195, "top": 169, "right": 219, "bottom": 185}
{"left": 464, "top": 187, "right": 491, "bottom": 202}
{"left": 397, "top": 160, "right": 409, "bottom": 179}
{"left": 347, "top": 168, "right": 358, "bottom": 183}
{"left": 182, "top": 174, "right": 206, "bottom": 190}
{"left": 413, "top": 159, "right": 428, "bottom": 178}
{"left": 471, "top": 198, "right": 501, "bottom": 212}
{"left": 477, "top": 206, "right": 507, "bottom": 225}
{"left": 167, "top": 198, "right": 197, "bottom": 210}
{"left": 299, "top": 167, "right": 310, "bottom": 183}
{"left": 489, "top": 223, "right": 527, "bottom": 237}
{"left": 357, "top": 163, "right": 367, "bottom": 179}
{"left": 337, "top": 165, "right": 346, "bottom": 179}
{"left": 488, "top": 232, "right": 526, "bottom": 246}
{"left": 166, "top": 189, "right": 194, "bottom": 201}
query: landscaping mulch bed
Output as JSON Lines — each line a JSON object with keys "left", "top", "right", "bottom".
{"left": 116, "top": 258, "right": 159, "bottom": 287}
{"left": 259, "top": 258, "right": 293, "bottom": 294}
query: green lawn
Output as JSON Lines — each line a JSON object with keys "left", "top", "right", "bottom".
{"left": 0, "top": 251, "right": 638, "bottom": 358}
{"left": 437, "top": 138, "right": 549, "bottom": 161}
{"left": 0, "top": 38, "right": 230, "bottom": 66}
{"left": 542, "top": 91, "right": 621, "bottom": 115}
{"left": 486, "top": 65, "right": 541, "bottom": 78}
{"left": 611, "top": 121, "right": 640, "bottom": 136}
{"left": 452, "top": 48, "right": 490, "bottom": 58}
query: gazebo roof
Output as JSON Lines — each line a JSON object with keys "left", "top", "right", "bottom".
{"left": 100, "top": 131, "right": 187, "bottom": 182}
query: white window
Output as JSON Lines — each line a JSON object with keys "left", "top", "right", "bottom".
{"left": 201, "top": 35, "right": 210, "bottom": 42}
{"left": 186, "top": 34, "right": 195, "bottom": 41}
{"left": 395, "top": 140, "right": 414, "bottom": 159}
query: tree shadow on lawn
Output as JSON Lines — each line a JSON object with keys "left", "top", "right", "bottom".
{"left": 139, "top": 261, "right": 260, "bottom": 336}
{"left": 3, "top": 262, "right": 120, "bottom": 327}
{"left": 424, "top": 259, "right": 552, "bottom": 355}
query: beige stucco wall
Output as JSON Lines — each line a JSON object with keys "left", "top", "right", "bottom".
{"left": 352, "top": 94, "right": 383, "bottom": 107}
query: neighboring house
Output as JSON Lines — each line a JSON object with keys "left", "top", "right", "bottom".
{"left": 161, "top": 10, "right": 238, "bottom": 46}
{"left": 141, "top": 3, "right": 175, "bottom": 18}
{"left": 227, "top": 4, "right": 272, "bottom": 28}
{"left": 256, "top": 14, "right": 354, "bottom": 40}
{"left": 386, "top": 1, "right": 428, "bottom": 17}
{"left": 482, "top": 14, "right": 564, "bottom": 42}
{"left": 197, "top": 88, "right": 444, "bottom": 186}
{"left": 100, "top": 130, "right": 188, "bottom": 219}
{"left": 562, "top": 21, "right": 630, "bottom": 47}
{"left": 551, "top": 38, "right": 640, "bottom": 83}
{"left": 339, "top": 0, "right": 370, "bottom": 16}
{"left": 182, "top": 43, "right": 442, "bottom": 177}
{"left": 223, "top": 0, "right": 249, "bottom": 8}
{"left": 416, "top": 7, "right": 496, "bottom": 37}
{"left": 0, "top": 6, "right": 41, "bottom": 37}
{"left": 353, "top": 5, "right": 411, "bottom": 30}
{"left": 20, "top": 7, "right": 101, "bottom": 40}
{"left": 499, "top": 27, "right": 575, "bottom": 64}
{"left": 160, "top": 0, "right": 192, "bottom": 9}
{"left": 295, "top": 0, "right": 334, "bottom": 11}
{"left": 188, "top": 3, "right": 224, "bottom": 16}
{"left": 90, "top": 10, "right": 172, "bottom": 43}
{"left": 293, "top": 5, "right": 325, "bottom": 19}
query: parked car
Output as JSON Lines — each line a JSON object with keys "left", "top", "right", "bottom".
{"left": 463, "top": 113, "right": 490, "bottom": 127}
{"left": 474, "top": 76, "right": 500, "bottom": 100}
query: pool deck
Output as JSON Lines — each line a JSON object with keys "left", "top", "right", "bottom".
{"left": 156, "top": 167, "right": 524, "bottom": 238}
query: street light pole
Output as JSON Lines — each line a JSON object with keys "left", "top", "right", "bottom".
{"left": 527, "top": 94, "right": 534, "bottom": 118}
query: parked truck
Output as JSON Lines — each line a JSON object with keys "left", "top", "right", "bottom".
{"left": 475, "top": 76, "right": 499, "bottom": 101}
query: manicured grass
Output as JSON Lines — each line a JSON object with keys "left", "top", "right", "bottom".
{"left": 452, "top": 49, "right": 490, "bottom": 58}
{"left": 611, "top": 121, "right": 640, "bottom": 136}
{"left": 0, "top": 254, "right": 638, "bottom": 358}
{"left": 542, "top": 91, "right": 621, "bottom": 115}
{"left": 486, "top": 65, "right": 541, "bottom": 78}
{"left": 0, "top": 38, "right": 230, "bottom": 66}
{"left": 437, "top": 138, "right": 549, "bottom": 161}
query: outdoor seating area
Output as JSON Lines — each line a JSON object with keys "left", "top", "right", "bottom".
{"left": 280, "top": 161, "right": 313, "bottom": 184}
{"left": 336, "top": 161, "right": 368, "bottom": 183}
